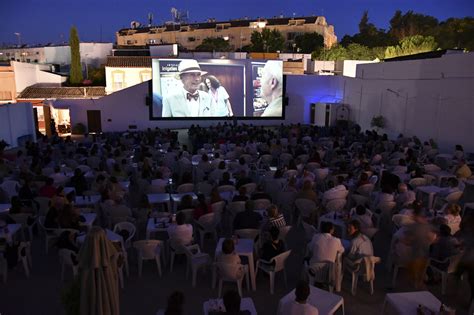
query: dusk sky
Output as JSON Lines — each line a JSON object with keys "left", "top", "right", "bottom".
{"left": 1, "top": 0, "right": 473, "bottom": 46}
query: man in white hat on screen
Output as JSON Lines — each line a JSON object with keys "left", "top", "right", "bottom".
{"left": 162, "top": 59, "right": 213, "bottom": 117}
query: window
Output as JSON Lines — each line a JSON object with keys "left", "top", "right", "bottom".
{"left": 112, "top": 71, "right": 125, "bottom": 91}
{"left": 36, "top": 52, "right": 39, "bottom": 55}
{"left": 140, "top": 71, "right": 151, "bottom": 82}
{"left": 188, "top": 37, "right": 196, "bottom": 42}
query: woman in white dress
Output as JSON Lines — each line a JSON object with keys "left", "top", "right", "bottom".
{"left": 205, "top": 75, "right": 234, "bottom": 117}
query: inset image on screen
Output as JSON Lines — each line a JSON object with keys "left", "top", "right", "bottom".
{"left": 150, "top": 58, "right": 284, "bottom": 120}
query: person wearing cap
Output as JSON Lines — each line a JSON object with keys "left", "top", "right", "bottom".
{"left": 260, "top": 60, "right": 283, "bottom": 117}
{"left": 162, "top": 59, "right": 213, "bottom": 117}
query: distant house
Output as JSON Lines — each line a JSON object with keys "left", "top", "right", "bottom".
{"left": 105, "top": 56, "right": 152, "bottom": 94}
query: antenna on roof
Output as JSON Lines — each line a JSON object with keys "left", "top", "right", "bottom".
{"left": 130, "top": 21, "right": 141, "bottom": 29}
{"left": 148, "top": 13, "right": 153, "bottom": 27}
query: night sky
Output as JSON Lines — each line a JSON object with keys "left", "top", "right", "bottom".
{"left": 1, "top": 0, "right": 473, "bottom": 46}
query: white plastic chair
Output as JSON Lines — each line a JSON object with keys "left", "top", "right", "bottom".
{"left": 213, "top": 262, "right": 249, "bottom": 297}
{"left": 241, "top": 183, "right": 257, "bottom": 195}
{"left": 59, "top": 249, "right": 78, "bottom": 280}
{"left": 195, "top": 213, "right": 218, "bottom": 248}
{"left": 177, "top": 183, "right": 194, "bottom": 193}
{"left": 344, "top": 256, "right": 381, "bottom": 295}
{"left": 253, "top": 199, "right": 272, "bottom": 211}
{"left": 428, "top": 251, "right": 464, "bottom": 295}
{"left": 182, "top": 244, "right": 211, "bottom": 287}
{"left": 408, "top": 178, "right": 427, "bottom": 188}
{"left": 326, "top": 198, "right": 347, "bottom": 213}
{"left": 256, "top": 250, "right": 291, "bottom": 294}
{"left": 305, "top": 252, "right": 342, "bottom": 293}
{"left": 17, "top": 241, "right": 32, "bottom": 278}
{"left": 38, "top": 216, "right": 59, "bottom": 254}
{"left": 113, "top": 222, "right": 136, "bottom": 249}
{"left": 133, "top": 240, "right": 163, "bottom": 277}
{"left": 234, "top": 229, "right": 260, "bottom": 241}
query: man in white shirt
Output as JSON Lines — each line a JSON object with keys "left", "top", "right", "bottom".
{"left": 322, "top": 176, "right": 347, "bottom": 206}
{"left": 161, "top": 59, "right": 212, "bottom": 117}
{"left": 346, "top": 220, "right": 374, "bottom": 260}
{"left": 50, "top": 166, "right": 68, "bottom": 186}
{"left": 279, "top": 281, "right": 319, "bottom": 315}
{"left": 167, "top": 212, "right": 194, "bottom": 246}
{"left": 308, "top": 221, "right": 345, "bottom": 266}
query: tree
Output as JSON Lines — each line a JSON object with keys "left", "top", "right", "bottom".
{"left": 388, "top": 10, "right": 438, "bottom": 40}
{"left": 195, "top": 37, "right": 232, "bottom": 52}
{"left": 341, "top": 11, "right": 396, "bottom": 48}
{"left": 436, "top": 17, "right": 474, "bottom": 51}
{"left": 312, "top": 45, "right": 348, "bottom": 61}
{"left": 384, "top": 35, "right": 438, "bottom": 58}
{"left": 69, "top": 26, "right": 83, "bottom": 85}
{"left": 88, "top": 66, "right": 106, "bottom": 85}
{"left": 293, "top": 32, "right": 324, "bottom": 53}
{"left": 249, "top": 29, "right": 285, "bottom": 52}
{"left": 345, "top": 43, "right": 376, "bottom": 60}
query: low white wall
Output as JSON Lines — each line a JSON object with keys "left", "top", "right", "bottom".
{"left": 346, "top": 52, "right": 474, "bottom": 152}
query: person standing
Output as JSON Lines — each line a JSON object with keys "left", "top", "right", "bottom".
{"left": 205, "top": 75, "right": 234, "bottom": 117}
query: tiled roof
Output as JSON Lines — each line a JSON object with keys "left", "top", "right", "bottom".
{"left": 106, "top": 56, "right": 152, "bottom": 68}
{"left": 18, "top": 86, "right": 106, "bottom": 99}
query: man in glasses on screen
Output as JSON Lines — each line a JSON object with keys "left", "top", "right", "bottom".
{"left": 260, "top": 60, "right": 283, "bottom": 117}
{"left": 162, "top": 59, "right": 213, "bottom": 117}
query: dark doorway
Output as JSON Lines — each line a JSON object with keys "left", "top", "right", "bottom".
{"left": 87, "top": 110, "right": 102, "bottom": 133}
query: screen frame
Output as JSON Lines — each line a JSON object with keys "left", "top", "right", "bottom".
{"left": 148, "top": 58, "right": 286, "bottom": 121}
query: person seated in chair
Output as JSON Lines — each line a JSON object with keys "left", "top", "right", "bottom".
{"left": 216, "top": 238, "right": 241, "bottom": 265}
{"left": 219, "top": 172, "right": 234, "bottom": 187}
{"left": 278, "top": 281, "right": 319, "bottom": 315}
{"left": 260, "top": 226, "right": 286, "bottom": 263}
{"left": 232, "top": 186, "right": 249, "bottom": 202}
{"left": 233, "top": 200, "right": 262, "bottom": 230}
{"left": 167, "top": 211, "right": 194, "bottom": 246}
{"left": 307, "top": 221, "right": 344, "bottom": 267}
{"left": 345, "top": 220, "right": 373, "bottom": 262}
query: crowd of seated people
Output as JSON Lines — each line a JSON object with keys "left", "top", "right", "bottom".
{"left": 1, "top": 121, "right": 473, "bottom": 314}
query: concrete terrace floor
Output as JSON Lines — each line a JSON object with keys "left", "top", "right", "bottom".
{"left": 0, "top": 223, "right": 471, "bottom": 315}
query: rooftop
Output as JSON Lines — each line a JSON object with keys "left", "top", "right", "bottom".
{"left": 106, "top": 56, "right": 152, "bottom": 68}
{"left": 18, "top": 85, "right": 106, "bottom": 99}
{"left": 118, "top": 16, "right": 324, "bottom": 35}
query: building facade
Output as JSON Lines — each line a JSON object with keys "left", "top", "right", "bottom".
{"left": 116, "top": 16, "right": 337, "bottom": 51}
{"left": 105, "top": 56, "right": 152, "bottom": 94}
{"left": 0, "top": 43, "right": 113, "bottom": 68}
